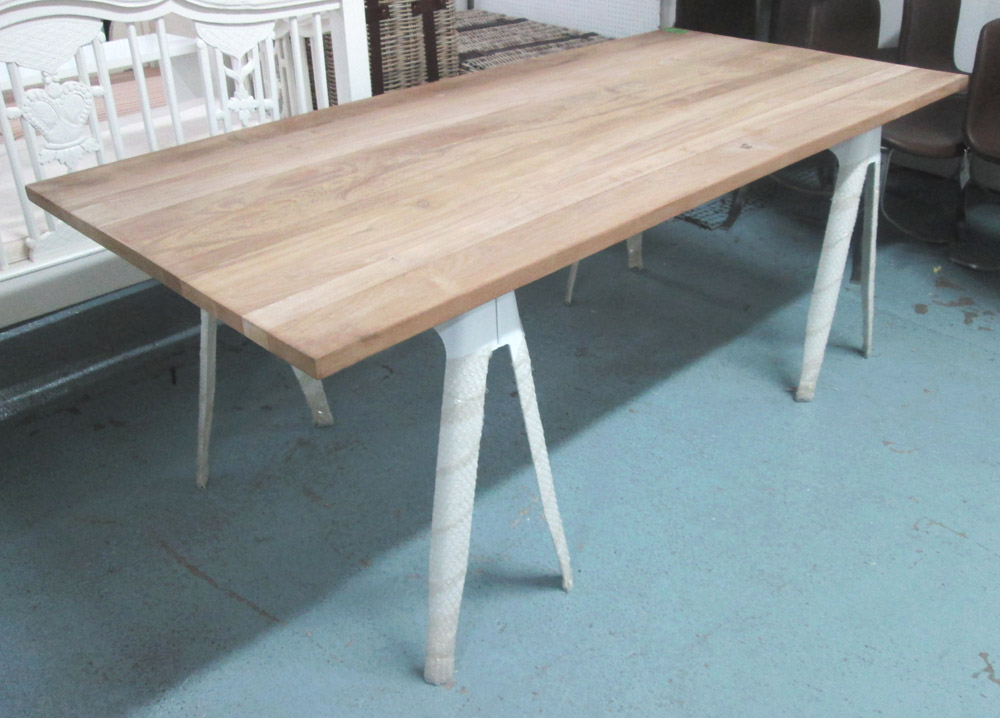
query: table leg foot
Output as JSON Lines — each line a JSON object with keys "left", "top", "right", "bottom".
{"left": 796, "top": 128, "right": 881, "bottom": 401}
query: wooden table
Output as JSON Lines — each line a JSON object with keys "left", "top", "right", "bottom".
{"left": 28, "top": 30, "right": 966, "bottom": 684}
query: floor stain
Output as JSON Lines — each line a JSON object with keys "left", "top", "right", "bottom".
{"left": 914, "top": 304, "right": 929, "bottom": 315}
{"left": 934, "top": 296, "right": 976, "bottom": 308}
{"left": 883, "top": 440, "right": 918, "bottom": 454}
{"left": 974, "top": 652, "right": 1000, "bottom": 687}
{"left": 964, "top": 311, "right": 979, "bottom": 325}
{"left": 935, "top": 276, "right": 966, "bottom": 290}
{"left": 302, "top": 485, "right": 336, "bottom": 509}
{"left": 913, "top": 519, "right": 1000, "bottom": 560}
{"left": 153, "top": 535, "right": 283, "bottom": 625}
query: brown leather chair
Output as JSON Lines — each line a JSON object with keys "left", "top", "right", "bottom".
{"left": 770, "top": 0, "right": 880, "bottom": 58}
{"left": 675, "top": 0, "right": 758, "bottom": 40}
{"left": 951, "top": 18, "right": 1000, "bottom": 270}
{"left": 897, "top": 0, "right": 962, "bottom": 72}
{"left": 880, "top": 0, "right": 966, "bottom": 244}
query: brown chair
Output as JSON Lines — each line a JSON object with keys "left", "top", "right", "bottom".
{"left": 770, "top": 0, "right": 880, "bottom": 58}
{"left": 675, "top": 0, "right": 758, "bottom": 40}
{"left": 880, "top": 0, "right": 966, "bottom": 244}
{"left": 897, "top": 0, "right": 962, "bottom": 72}
{"left": 951, "top": 18, "right": 1000, "bottom": 270}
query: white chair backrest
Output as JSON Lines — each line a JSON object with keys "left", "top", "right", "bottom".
{"left": 0, "top": 0, "right": 370, "bottom": 274}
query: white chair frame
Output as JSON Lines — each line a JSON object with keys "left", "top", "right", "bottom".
{"left": 0, "top": 0, "right": 372, "bottom": 485}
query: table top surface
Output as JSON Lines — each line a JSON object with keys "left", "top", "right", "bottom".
{"left": 28, "top": 30, "right": 967, "bottom": 378}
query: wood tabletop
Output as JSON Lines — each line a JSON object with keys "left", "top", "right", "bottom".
{"left": 28, "top": 30, "right": 967, "bottom": 379}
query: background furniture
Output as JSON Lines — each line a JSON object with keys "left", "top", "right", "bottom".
{"left": 0, "top": 0, "right": 373, "bottom": 484}
{"left": 880, "top": 0, "right": 966, "bottom": 243}
{"left": 770, "top": 0, "right": 881, "bottom": 56}
{"left": 0, "top": 0, "right": 371, "bottom": 329}
{"left": 952, "top": 18, "right": 1000, "bottom": 269}
{"left": 674, "top": 0, "right": 758, "bottom": 39}
{"left": 897, "top": 0, "right": 962, "bottom": 71}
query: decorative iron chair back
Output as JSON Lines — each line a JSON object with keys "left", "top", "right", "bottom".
{"left": 0, "top": 0, "right": 370, "bottom": 274}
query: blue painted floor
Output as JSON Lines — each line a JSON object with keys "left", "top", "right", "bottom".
{"left": 2, "top": 166, "right": 998, "bottom": 716}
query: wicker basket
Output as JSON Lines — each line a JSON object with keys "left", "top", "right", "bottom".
{"left": 320, "top": 0, "right": 459, "bottom": 104}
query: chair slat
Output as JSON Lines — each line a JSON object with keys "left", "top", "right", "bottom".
{"left": 215, "top": 48, "right": 232, "bottom": 133}
{"left": 196, "top": 38, "right": 219, "bottom": 137}
{"left": 310, "top": 12, "right": 330, "bottom": 110}
{"left": 74, "top": 49, "right": 105, "bottom": 166}
{"left": 91, "top": 37, "right": 126, "bottom": 160}
{"left": 288, "top": 17, "right": 309, "bottom": 115}
{"left": 264, "top": 35, "right": 281, "bottom": 118}
{"left": 251, "top": 45, "right": 266, "bottom": 124}
{"left": 126, "top": 23, "right": 159, "bottom": 152}
{"left": 155, "top": 18, "right": 184, "bottom": 144}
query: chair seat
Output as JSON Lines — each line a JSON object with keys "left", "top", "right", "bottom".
{"left": 882, "top": 93, "right": 966, "bottom": 158}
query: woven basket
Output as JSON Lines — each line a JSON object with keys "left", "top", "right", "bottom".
{"left": 320, "top": 0, "right": 459, "bottom": 104}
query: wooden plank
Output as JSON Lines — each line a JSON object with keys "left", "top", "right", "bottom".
{"left": 28, "top": 30, "right": 968, "bottom": 378}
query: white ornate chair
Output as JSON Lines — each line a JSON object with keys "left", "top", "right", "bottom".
{"left": 0, "top": 0, "right": 371, "bottom": 486}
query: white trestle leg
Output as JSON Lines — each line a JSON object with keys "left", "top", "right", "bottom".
{"left": 625, "top": 232, "right": 644, "bottom": 271}
{"left": 196, "top": 310, "right": 217, "bottom": 489}
{"left": 508, "top": 333, "right": 573, "bottom": 591}
{"left": 563, "top": 232, "right": 644, "bottom": 305}
{"left": 197, "top": 316, "right": 333, "bottom": 489}
{"left": 291, "top": 367, "right": 335, "bottom": 426}
{"left": 424, "top": 292, "right": 572, "bottom": 685}
{"left": 860, "top": 155, "right": 880, "bottom": 359}
{"left": 796, "top": 128, "right": 881, "bottom": 402}
{"left": 564, "top": 261, "right": 580, "bottom": 305}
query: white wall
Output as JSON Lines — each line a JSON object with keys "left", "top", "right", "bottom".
{"left": 954, "top": 0, "right": 1000, "bottom": 69}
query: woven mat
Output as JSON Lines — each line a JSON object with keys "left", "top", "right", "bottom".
{"left": 457, "top": 10, "right": 609, "bottom": 73}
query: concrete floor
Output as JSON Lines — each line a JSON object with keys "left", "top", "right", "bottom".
{"left": 1, "top": 166, "right": 998, "bottom": 716}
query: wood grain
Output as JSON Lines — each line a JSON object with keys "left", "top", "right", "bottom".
{"left": 27, "top": 31, "right": 968, "bottom": 378}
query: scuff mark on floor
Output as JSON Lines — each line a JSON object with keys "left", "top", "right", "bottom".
{"left": 934, "top": 296, "right": 976, "bottom": 308}
{"left": 153, "top": 535, "right": 283, "bottom": 624}
{"left": 302, "top": 485, "right": 336, "bottom": 509}
{"left": 935, "top": 276, "right": 965, "bottom": 291}
{"left": 883, "top": 440, "right": 918, "bottom": 454}
{"left": 974, "top": 652, "right": 1000, "bottom": 686}
{"left": 510, "top": 505, "right": 532, "bottom": 529}
{"left": 913, "top": 518, "right": 1000, "bottom": 560}
{"left": 913, "top": 518, "right": 967, "bottom": 538}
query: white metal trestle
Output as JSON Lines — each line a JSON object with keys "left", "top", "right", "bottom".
{"left": 195, "top": 310, "right": 334, "bottom": 489}
{"left": 424, "top": 291, "right": 572, "bottom": 685}
{"left": 796, "top": 128, "right": 882, "bottom": 402}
